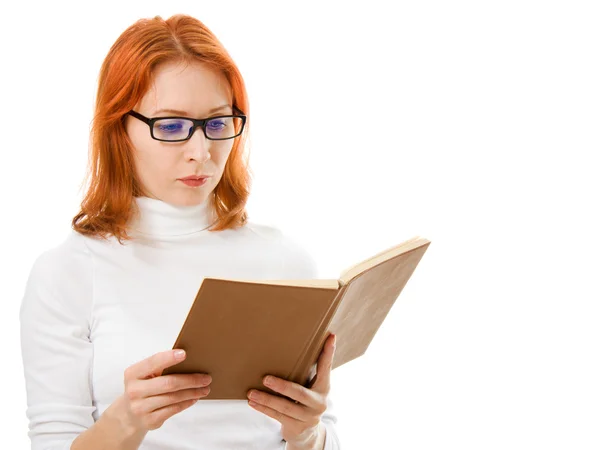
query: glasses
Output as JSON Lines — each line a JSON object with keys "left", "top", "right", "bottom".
{"left": 126, "top": 107, "right": 247, "bottom": 142}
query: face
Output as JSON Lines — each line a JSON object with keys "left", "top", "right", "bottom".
{"left": 125, "top": 60, "right": 235, "bottom": 206}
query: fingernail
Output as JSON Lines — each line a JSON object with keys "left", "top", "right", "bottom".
{"left": 174, "top": 349, "right": 186, "bottom": 360}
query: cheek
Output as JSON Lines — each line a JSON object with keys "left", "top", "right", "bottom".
{"left": 133, "top": 144, "right": 175, "bottom": 179}
{"left": 214, "top": 144, "right": 234, "bottom": 168}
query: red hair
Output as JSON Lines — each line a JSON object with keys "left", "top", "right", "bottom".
{"left": 72, "top": 14, "right": 252, "bottom": 244}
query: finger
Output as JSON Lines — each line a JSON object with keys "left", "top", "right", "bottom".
{"left": 248, "top": 398, "right": 296, "bottom": 426}
{"left": 145, "top": 397, "right": 200, "bottom": 431}
{"left": 262, "top": 376, "right": 320, "bottom": 409}
{"left": 128, "top": 373, "right": 212, "bottom": 399}
{"left": 312, "top": 334, "right": 336, "bottom": 393}
{"left": 247, "top": 390, "right": 309, "bottom": 421}
{"left": 125, "top": 349, "right": 187, "bottom": 381}
{"left": 142, "top": 386, "right": 210, "bottom": 413}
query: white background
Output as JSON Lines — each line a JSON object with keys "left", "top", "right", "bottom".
{"left": 1, "top": 1, "right": 599, "bottom": 448}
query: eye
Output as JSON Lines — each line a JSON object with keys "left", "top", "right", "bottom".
{"left": 157, "top": 120, "right": 185, "bottom": 133}
{"left": 206, "top": 118, "right": 227, "bottom": 131}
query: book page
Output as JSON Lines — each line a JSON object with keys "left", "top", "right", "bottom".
{"left": 208, "top": 278, "right": 340, "bottom": 289}
{"left": 338, "top": 236, "right": 430, "bottom": 285}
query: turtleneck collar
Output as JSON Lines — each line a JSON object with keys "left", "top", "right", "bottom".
{"left": 129, "top": 195, "right": 217, "bottom": 237}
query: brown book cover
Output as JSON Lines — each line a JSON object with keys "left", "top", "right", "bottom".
{"left": 162, "top": 235, "right": 431, "bottom": 400}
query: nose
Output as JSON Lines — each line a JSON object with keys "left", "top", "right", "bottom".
{"left": 183, "top": 126, "right": 211, "bottom": 162}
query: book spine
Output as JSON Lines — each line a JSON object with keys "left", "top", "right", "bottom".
{"left": 284, "top": 288, "right": 337, "bottom": 384}
{"left": 289, "top": 283, "right": 348, "bottom": 387}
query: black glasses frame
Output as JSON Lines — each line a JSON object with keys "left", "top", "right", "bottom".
{"left": 126, "top": 106, "right": 247, "bottom": 142}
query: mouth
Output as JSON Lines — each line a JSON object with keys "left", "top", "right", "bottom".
{"left": 179, "top": 177, "right": 210, "bottom": 187}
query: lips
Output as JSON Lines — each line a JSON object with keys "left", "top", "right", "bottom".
{"left": 179, "top": 175, "right": 211, "bottom": 181}
{"left": 179, "top": 177, "right": 209, "bottom": 187}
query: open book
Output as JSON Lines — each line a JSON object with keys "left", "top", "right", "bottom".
{"left": 162, "top": 235, "right": 431, "bottom": 400}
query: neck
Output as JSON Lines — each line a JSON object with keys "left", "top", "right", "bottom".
{"left": 129, "top": 195, "right": 217, "bottom": 237}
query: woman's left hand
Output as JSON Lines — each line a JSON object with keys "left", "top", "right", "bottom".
{"left": 247, "top": 333, "right": 336, "bottom": 448}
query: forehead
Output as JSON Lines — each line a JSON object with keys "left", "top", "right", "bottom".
{"left": 139, "top": 60, "right": 232, "bottom": 115}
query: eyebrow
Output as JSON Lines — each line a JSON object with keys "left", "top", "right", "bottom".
{"left": 153, "top": 104, "right": 232, "bottom": 117}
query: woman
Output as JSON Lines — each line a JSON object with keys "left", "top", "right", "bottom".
{"left": 19, "top": 14, "right": 341, "bottom": 450}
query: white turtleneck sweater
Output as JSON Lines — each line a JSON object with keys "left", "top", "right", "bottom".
{"left": 19, "top": 196, "right": 341, "bottom": 450}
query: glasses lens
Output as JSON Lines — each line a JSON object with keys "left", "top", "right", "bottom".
{"left": 153, "top": 118, "right": 194, "bottom": 141}
{"left": 205, "top": 116, "right": 244, "bottom": 140}
{"left": 152, "top": 116, "right": 244, "bottom": 141}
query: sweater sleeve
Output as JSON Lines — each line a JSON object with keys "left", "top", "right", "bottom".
{"left": 19, "top": 233, "right": 95, "bottom": 450}
{"left": 279, "top": 232, "right": 342, "bottom": 450}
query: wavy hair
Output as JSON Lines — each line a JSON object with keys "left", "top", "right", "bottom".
{"left": 72, "top": 14, "right": 251, "bottom": 244}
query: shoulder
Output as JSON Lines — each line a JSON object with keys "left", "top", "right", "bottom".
{"left": 235, "top": 220, "right": 319, "bottom": 278}
{"left": 278, "top": 230, "right": 319, "bottom": 279}
{"left": 23, "top": 230, "right": 93, "bottom": 317}
{"left": 246, "top": 221, "right": 319, "bottom": 279}
{"left": 242, "top": 220, "right": 283, "bottom": 241}
{"left": 29, "top": 230, "right": 92, "bottom": 279}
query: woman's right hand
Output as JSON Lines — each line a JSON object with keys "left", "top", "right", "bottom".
{"left": 121, "top": 349, "right": 212, "bottom": 432}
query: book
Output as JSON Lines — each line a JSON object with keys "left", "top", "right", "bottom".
{"left": 161, "top": 235, "right": 431, "bottom": 400}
